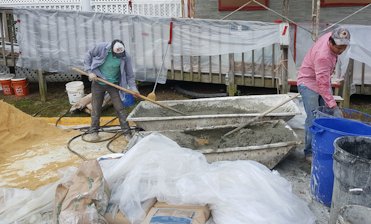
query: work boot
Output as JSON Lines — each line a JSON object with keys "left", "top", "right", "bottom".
{"left": 123, "top": 129, "right": 133, "bottom": 142}
{"left": 83, "top": 132, "right": 100, "bottom": 142}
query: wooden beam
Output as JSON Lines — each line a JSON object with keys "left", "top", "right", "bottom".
{"left": 38, "top": 69, "right": 47, "bottom": 102}
{"left": 342, "top": 58, "right": 354, "bottom": 108}
{"left": 281, "top": 46, "right": 289, "bottom": 93}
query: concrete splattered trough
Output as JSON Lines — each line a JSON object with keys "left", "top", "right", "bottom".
{"left": 127, "top": 94, "right": 301, "bottom": 131}
{"left": 128, "top": 120, "right": 300, "bottom": 169}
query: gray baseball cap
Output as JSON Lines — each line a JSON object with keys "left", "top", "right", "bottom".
{"left": 331, "top": 27, "right": 350, "bottom": 45}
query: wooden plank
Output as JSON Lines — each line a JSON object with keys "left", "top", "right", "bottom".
{"left": 271, "top": 44, "right": 276, "bottom": 86}
{"left": 321, "top": 0, "right": 371, "bottom": 7}
{"left": 218, "top": 0, "right": 268, "bottom": 11}
{"left": 342, "top": 59, "right": 354, "bottom": 108}
{"left": 252, "top": 50, "right": 255, "bottom": 86}
{"left": 262, "top": 47, "right": 265, "bottom": 87}
{"left": 218, "top": 55, "right": 222, "bottom": 83}
{"left": 242, "top": 52, "right": 245, "bottom": 85}
{"left": 361, "top": 62, "right": 365, "bottom": 94}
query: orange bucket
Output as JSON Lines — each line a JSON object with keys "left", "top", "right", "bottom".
{"left": 11, "top": 78, "right": 29, "bottom": 96}
{"left": 0, "top": 77, "right": 14, "bottom": 95}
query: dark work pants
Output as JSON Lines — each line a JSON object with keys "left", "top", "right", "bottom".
{"left": 89, "top": 81, "right": 130, "bottom": 133}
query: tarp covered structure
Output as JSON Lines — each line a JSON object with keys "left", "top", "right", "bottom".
{"left": 14, "top": 8, "right": 281, "bottom": 83}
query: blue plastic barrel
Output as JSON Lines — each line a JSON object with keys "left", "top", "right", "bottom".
{"left": 122, "top": 93, "right": 135, "bottom": 107}
{"left": 310, "top": 117, "right": 371, "bottom": 206}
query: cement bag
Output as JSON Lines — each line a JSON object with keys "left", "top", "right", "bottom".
{"left": 142, "top": 202, "right": 210, "bottom": 224}
{"left": 70, "top": 92, "right": 112, "bottom": 114}
{"left": 54, "top": 160, "right": 110, "bottom": 224}
{"left": 104, "top": 199, "right": 156, "bottom": 224}
{"left": 102, "top": 133, "right": 315, "bottom": 224}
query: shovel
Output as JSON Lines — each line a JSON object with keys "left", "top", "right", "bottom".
{"left": 72, "top": 67, "right": 187, "bottom": 116}
{"left": 222, "top": 93, "right": 300, "bottom": 138}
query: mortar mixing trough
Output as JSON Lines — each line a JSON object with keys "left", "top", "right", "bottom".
{"left": 127, "top": 94, "right": 301, "bottom": 131}
{"left": 128, "top": 120, "right": 300, "bottom": 169}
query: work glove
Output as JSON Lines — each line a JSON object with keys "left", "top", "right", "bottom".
{"left": 88, "top": 72, "right": 97, "bottom": 81}
{"left": 333, "top": 106, "right": 344, "bottom": 118}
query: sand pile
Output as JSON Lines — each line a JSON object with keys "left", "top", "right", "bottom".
{"left": 0, "top": 101, "right": 84, "bottom": 189}
{"left": 0, "top": 100, "right": 76, "bottom": 157}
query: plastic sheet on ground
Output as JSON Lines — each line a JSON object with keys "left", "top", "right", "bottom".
{"left": 287, "top": 97, "right": 306, "bottom": 129}
{"left": 100, "top": 133, "right": 316, "bottom": 224}
{"left": 0, "top": 167, "right": 77, "bottom": 224}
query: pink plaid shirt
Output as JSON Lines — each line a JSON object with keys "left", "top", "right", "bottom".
{"left": 297, "top": 32, "right": 337, "bottom": 108}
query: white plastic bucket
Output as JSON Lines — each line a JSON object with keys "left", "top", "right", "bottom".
{"left": 65, "top": 81, "right": 84, "bottom": 105}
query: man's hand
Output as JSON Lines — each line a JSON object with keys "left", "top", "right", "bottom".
{"left": 133, "top": 91, "right": 140, "bottom": 99}
{"left": 88, "top": 72, "right": 97, "bottom": 81}
{"left": 333, "top": 106, "right": 344, "bottom": 118}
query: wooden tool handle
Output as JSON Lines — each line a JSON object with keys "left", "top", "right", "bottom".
{"left": 72, "top": 67, "right": 187, "bottom": 116}
{"left": 223, "top": 93, "right": 300, "bottom": 138}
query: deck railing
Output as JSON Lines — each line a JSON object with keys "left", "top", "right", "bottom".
{"left": 0, "top": 0, "right": 184, "bottom": 17}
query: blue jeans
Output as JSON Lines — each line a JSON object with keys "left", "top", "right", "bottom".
{"left": 298, "top": 85, "right": 325, "bottom": 156}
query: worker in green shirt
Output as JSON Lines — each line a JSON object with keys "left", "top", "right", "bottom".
{"left": 83, "top": 39, "right": 139, "bottom": 141}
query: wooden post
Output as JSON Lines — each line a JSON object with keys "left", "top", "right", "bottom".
{"left": 311, "top": 0, "right": 321, "bottom": 41}
{"left": 0, "top": 13, "right": 6, "bottom": 66}
{"left": 342, "top": 58, "right": 354, "bottom": 108}
{"left": 2, "top": 12, "right": 9, "bottom": 42}
{"left": 281, "top": 46, "right": 289, "bottom": 93}
{"left": 281, "top": 0, "right": 289, "bottom": 93}
{"left": 188, "top": 0, "right": 196, "bottom": 18}
{"left": 227, "top": 53, "right": 237, "bottom": 96}
{"left": 181, "top": 0, "right": 185, "bottom": 17}
{"left": 38, "top": 69, "right": 47, "bottom": 102}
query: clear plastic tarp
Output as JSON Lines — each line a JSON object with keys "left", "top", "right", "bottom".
{"left": 14, "top": 8, "right": 281, "bottom": 83}
{"left": 0, "top": 167, "right": 76, "bottom": 224}
{"left": 1, "top": 134, "right": 316, "bottom": 223}
{"left": 100, "top": 133, "right": 316, "bottom": 224}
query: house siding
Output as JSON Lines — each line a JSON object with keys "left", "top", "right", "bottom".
{"left": 195, "top": 0, "right": 371, "bottom": 25}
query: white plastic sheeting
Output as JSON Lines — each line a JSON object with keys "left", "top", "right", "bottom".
{"left": 101, "top": 133, "right": 316, "bottom": 224}
{"left": 14, "top": 8, "right": 280, "bottom": 83}
{"left": 0, "top": 167, "right": 77, "bottom": 224}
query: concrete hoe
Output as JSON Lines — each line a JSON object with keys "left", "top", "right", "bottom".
{"left": 222, "top": 93, "right": 300, "bottom": 139}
